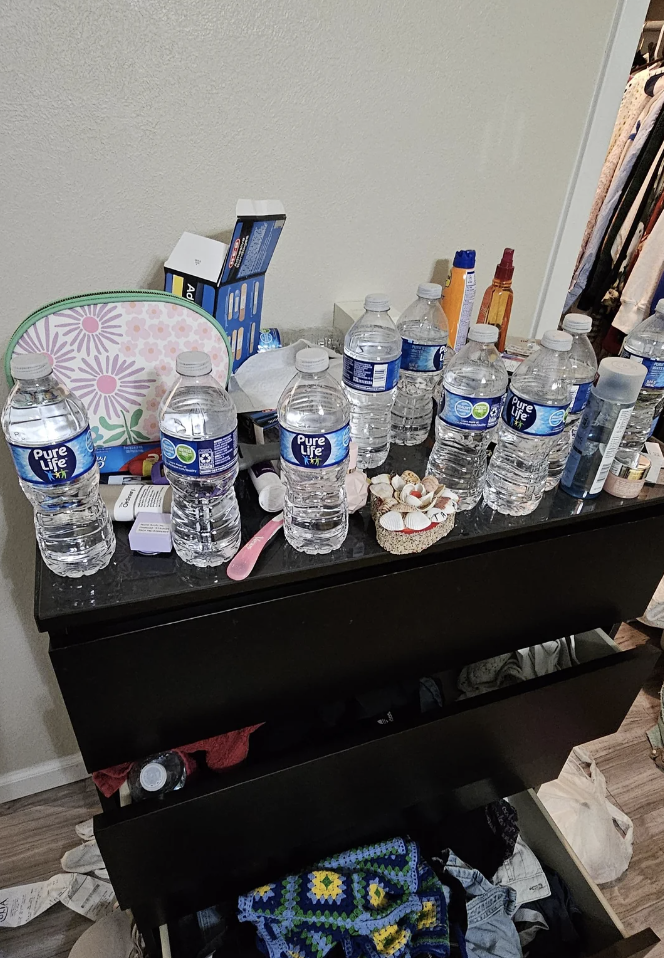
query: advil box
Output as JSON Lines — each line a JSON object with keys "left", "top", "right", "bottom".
{"left": 164, "top": 200, "right": 286, "bottom": 372}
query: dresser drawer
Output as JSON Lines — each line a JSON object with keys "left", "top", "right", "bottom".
{"left": 157, "top": 789, "right": 658, "bottom": 958}
{"left": 50, "top": 502, "right": 664, "bottom": 773}
{"left": 95, "top": 628, "right": 659, "bottom": 927}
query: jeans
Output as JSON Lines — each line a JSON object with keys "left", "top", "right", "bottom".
{"left": 445, "top": 854, "right": 522, "bottom": 958}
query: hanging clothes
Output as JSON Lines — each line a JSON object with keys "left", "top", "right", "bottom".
{"left": 567, "top": 76, "right": 664, "bottom": 312}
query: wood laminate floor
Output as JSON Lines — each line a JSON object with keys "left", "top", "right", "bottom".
{"left": 0, "top": 623, "right": 662, "bottom": 958}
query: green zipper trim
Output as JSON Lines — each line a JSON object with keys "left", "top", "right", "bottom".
{"left": 4, "top": 290, "right": 233, "bottom": 387}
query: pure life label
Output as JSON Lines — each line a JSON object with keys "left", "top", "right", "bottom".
{"left": 280, "top": 424, "right": 350, "bottom": 468}
{"left": 8, "top": 427, "right": 96, "bottom": 485}
{"left": 502, "top": 389, "right": 568, "bottom": 436}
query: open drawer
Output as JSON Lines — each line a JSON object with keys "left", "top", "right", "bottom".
{"left": 158, "top": 789, "right": 658, "bottom": 958}
{"left": 95, "top": 629, "right": 659, "bottom": 928}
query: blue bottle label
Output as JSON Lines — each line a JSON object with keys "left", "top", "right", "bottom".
{"left": 569, "top": 380, "right": 593, "bottom": 415}
{"left": 280, "top": 424, "right": 350, "bottom": 468}
{"left": 439, "top": 390, "right": 504, "bottom": 431}
{"left": 8, "top": 426, "right": 96, "bottom": 485}
{"left": 160, "top": 429, "right": 238, "bottom": 477}
{"left": 342, "top": 353, "right": 400, "bottom": 392}
{"left": 401, "top": 339, "right": 446, "bottom": 373}
{"left": 502, "top": 388, "right": 568, "bottom": 436}
{"left": 622, "top": 347, "right": 664, "bottom": 388}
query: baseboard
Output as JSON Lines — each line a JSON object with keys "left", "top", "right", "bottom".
{"left": 0, "top": 752, "right": 88, "bottom": 804}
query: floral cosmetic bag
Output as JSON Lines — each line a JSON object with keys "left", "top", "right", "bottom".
{"left": 4, "top": 292, "right": 232, "bottom": 447}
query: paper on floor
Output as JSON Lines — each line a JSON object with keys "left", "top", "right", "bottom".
{"left": 0, "top": 873, "right": 115, "bottom": 927}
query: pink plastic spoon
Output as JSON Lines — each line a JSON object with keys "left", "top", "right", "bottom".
{"left": 226, "top": 513, "right": 284, "bottom": 581}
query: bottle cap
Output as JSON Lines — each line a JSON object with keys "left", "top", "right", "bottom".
{"left": 417, "top": 283, "right": 443, "bottom": 300}
{"left": 541, "top": 329, "right": 572, "bottom": 351}
{"left": 468, "top": 323, "right": 499, "bottom": 344}
{"left": 452, "top": 250, "right": 476, "bottom": 269}
{"left": 364, "top": 294, "right": 390, "bottom": 312}
{"left": 295, "top": 346, "right": 329, "bottom": 373}
{"left": 139, "top": 762, "right": 168, "bottom": 792}
{"left": 563, "top": 313, "right": 592, "bottom": 334}
{"left": 11, "top": 352, "right": 52, "bottom": 380}
{"left": 495, "top": 248, "right": 514, "bottom": 283}
{"left": 176, "top": 351, "right": 212, "bottom": 377}
{"left": 594, "top": 356, "right": 647, "bottom": 404}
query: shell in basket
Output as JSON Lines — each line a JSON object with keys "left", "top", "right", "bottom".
{"left": 370, "top": 470, "right": 458, "bottom": 554}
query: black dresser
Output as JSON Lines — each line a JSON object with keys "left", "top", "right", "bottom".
{"left": 36, "top": 442, "right": 664, "bottom": 957}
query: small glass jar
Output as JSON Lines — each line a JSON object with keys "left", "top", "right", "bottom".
{"left": 603, "top": 451, "right": 650, "bottom": 499}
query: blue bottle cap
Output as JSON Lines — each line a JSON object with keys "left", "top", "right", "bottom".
{"left": 453, "top": 249, "right": 476, "bottom": 269}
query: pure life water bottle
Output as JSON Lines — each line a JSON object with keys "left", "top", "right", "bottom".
{"left": 159, "top": 351, "right": 241, "bottom": 566}
{"left": 278, "top": 347, "right": 350, "bottom": 554}
{"left": 483, "top": 330, "right": 573, "bottom": 516}
{"left": 2, "top": 352, "right": 115, "bottom": 577}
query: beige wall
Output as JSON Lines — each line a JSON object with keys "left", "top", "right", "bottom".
{"left": 0, "top": 0, "right": 622, "bottom": 781}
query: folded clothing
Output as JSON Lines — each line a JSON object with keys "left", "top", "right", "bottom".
{"left": 92, "top": 725, "right": 262, "bottom": 798}
{"left": 458, "top": 639, "right": 577, "bottom": 699}
{"left": 513, "top": 867, "right": 582, "bottom": 957}
{"left": 439, "top": 853, "right": 522, "bottom": 958}
{"left": 239, "top": 837, "right": 451, "bottom": 958}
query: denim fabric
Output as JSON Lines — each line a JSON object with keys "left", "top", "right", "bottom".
{"left": 445, "top": 854, "right": 522, "bottom": 958}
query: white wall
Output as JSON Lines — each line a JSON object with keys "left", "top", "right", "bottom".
{"left": 0, "top": 0, "right": 626, "bottom": 786}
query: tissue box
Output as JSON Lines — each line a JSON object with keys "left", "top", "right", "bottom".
{"left": 164, "top": 232, "right": 228, "bottom": 318}
{"left": 164, "top": 201, "right": 286, "bottom": 372}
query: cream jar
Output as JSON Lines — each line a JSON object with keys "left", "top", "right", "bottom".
{"left": 603, "top": 452, "right": 651, "bottom": 499}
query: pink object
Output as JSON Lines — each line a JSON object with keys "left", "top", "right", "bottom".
{"left": 227, "top": 514, "right": 284, "bottom": 581}
{"left": 92, "top": 725, "right": 262, "bottom": 797}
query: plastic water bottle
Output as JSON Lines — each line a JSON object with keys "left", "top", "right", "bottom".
{"left": 278, "top": 347, "right": 350, "bottom": 554}
{"left": 427, "top": 324, "right": 508, "bottom": 509}
{"left": 391, "top": 283, "right": 449, "bottom": 445}
{"left": 159, "top": 351, "right": 240, "bottom": 566}
{"left": 483, "top": 330, "right": 573, "bottom": 516}
{"left": 342, "top": 294, "right": 402, "bottom": 469}
{"left": 2, "top": 352, "right": 115, "bottom": 577}
{"left": 127, "top": 751, "right": 187, "bottom": 802}
{"left": 618, "top": 299, "right": 664, "bottom": 466}
{"left": 545, "top": 314, "right": 597, "bottom": 490}
{"left": 561, "top": 357, "right": 647, "bottom": 499}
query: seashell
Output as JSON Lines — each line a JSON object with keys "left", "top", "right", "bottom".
{"left": 375, "top": 497, "right": 398, "bottom": 518}
{"left": 370, "top": 474, "right": 392, "bottom": 486}
{"left": 393, "top": 501, "right": 418, "bottom": 513}
{"left": 379, "top": 510, "right": 405, "bottom": 531}
{"left": 418, "top": 491, "right": 435, "bottom": 508}
{"left": 422, "top": 476, "right": 439, "bottom": 493}
{"left": 399, "top": 482, "right": 426, "bottom": 503}
{"left": 441, "top": 487, "right": 460, "bottom": 502}
{"left": 391, "top": 475, "right": 406, "bottom": 492}
{"left": 434, "top": 495, "right": 456, "bottom": 511}
{"left": 404, "top": 510, "right": 432, "bottom": 531}
{"left": 370, "top": 483, "right": 394, "bottom": 500}
{"left": 401, "top": 470, "right": 420, "bottom": 484}
{"left": 425, "top": 507, "right": 447, "bottom": 524}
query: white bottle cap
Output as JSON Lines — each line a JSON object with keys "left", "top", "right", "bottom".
{"left": 364, "top": 294, "right": 390, "bottom": 312}
{"left": 295, "top": 346, "right": 329, "bottom": 373}
{"left": 562, "top": 313, "right": 592, "bottom": 334}
{"left": 139, "top": 762, "right": 168, "bottom": 792}
{"left": 417, "top": 283, "right": 443, "bottom": 300}
{"left": 176, "top": 351, "right": 212, "bottom": 377}
{"left": 468, "top": 323, "right": 499, "bottom": 344}
{"left": 11, "top": 352, "right": 52, "bottom": 380}
{"left": 594, "top": 356, "right": 647, "bottom": 404}
{"left": 541, "top": 329, "right": 573, "bottom": 351}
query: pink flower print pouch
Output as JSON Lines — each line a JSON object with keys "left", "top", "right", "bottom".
{"left": 4, "top": 292, "right": 232, "bottom": 447}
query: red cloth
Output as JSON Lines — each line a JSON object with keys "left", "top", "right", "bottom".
{"left": 92, "top": 724, "right": 262, "bottom": 798}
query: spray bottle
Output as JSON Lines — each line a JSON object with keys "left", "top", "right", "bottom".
{"left": 442, "top": 250, "right": 477, "bottom": 352}
{"left": 477, "top": 248, "right": 514, "bottom": 353}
